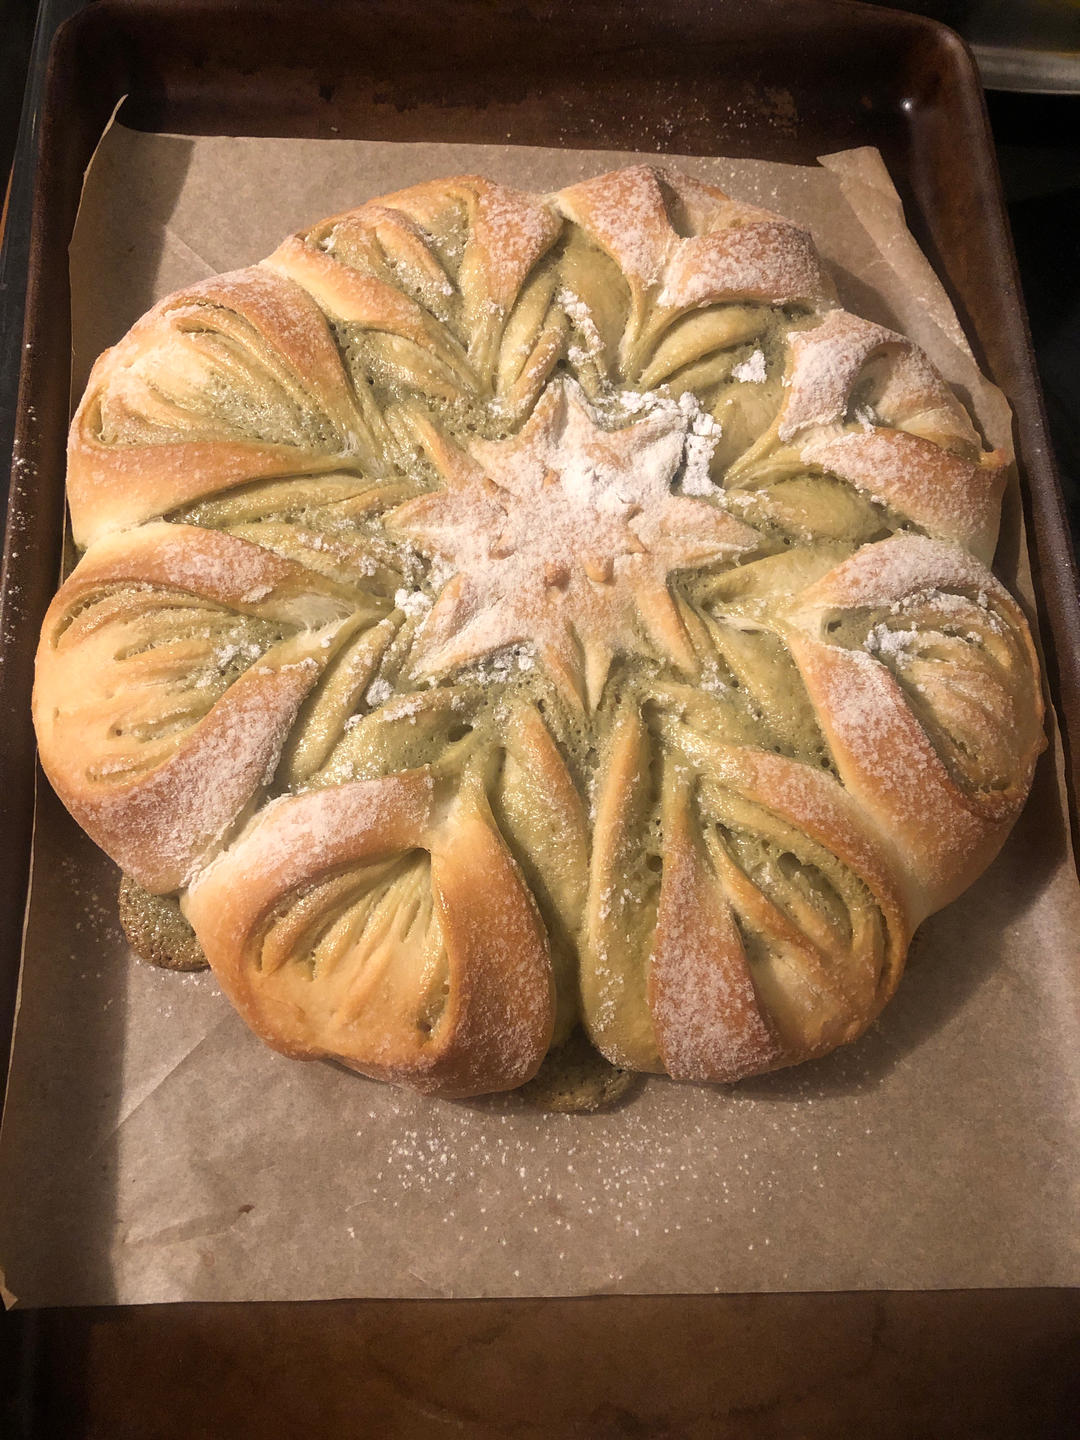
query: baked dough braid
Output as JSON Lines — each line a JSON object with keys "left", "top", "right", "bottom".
{"left": 34, "top": 166, "right": 1044, "bottom": 1097}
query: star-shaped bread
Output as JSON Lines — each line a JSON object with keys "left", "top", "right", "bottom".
{"left": 389, "top": 379, "right": 759, "bottom": 708}
{"left": 34, "top": 166, "right": 1045, "bottom": 1103}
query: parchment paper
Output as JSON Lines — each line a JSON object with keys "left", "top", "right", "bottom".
{"left": 2, "top": 124, "right": 1078, "bottom": 1307}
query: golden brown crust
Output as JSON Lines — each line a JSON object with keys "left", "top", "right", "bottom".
{"left": 183, "top": 773, "right": 554, "bottom": 1097}
{"left": 781, "top": 535, "right": 1045, "bottom": 919}
{"left": 583, "top": 701, "right": 911, "bottom": 1081}
{"left": 648, "top": 766, "right": 785, "bottom": 1082}
{"left": 68, "top": 268, "right": 368, "bottom": 549}
{"left": 33, "top": 524, "right": 371, "bottom": 891}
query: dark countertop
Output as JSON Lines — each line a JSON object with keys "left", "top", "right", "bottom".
{"left": 989, "top": 89, "right": 1080, "bottom": 551}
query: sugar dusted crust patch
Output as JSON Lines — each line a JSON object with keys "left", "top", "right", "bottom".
{"left": 35, "top": 165, "right": 1045, "bottom": 1099}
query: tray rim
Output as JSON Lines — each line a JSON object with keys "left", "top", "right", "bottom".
{"left": 2, "top": 0, "right": 1078, "bottom": 1325}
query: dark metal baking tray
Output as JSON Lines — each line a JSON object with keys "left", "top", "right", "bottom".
{"left": 2, "top": 1, "right": 1078, "bottom": 1433}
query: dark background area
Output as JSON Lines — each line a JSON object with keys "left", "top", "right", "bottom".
{"left": 991, "top": 85, "right": 1080, "bottom": 551}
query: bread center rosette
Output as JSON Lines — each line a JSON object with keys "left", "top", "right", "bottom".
{"left": 389, "top": 377, "right": 758, "bottom": 709}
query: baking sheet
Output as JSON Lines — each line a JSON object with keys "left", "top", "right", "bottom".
{"left": 1, "top": 123, "right": 1078, "bottom": 1306}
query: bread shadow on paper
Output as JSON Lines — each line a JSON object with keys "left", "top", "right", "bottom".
{"left": 828, "top": 262, "right": 905, "bottom": 339}
{"left": 70, "top": 127, "right": 199, "bottom": 397}
{"left": 738, "top": 748, "right": 1067, "bottom": 1105}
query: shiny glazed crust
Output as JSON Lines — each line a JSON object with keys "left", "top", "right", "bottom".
{"left": 34, "top": 166, "right": 1045, "bottom": 1096}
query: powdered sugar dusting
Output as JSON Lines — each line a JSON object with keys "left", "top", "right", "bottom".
{"left": 348, "top": 1065, "right": 897, "bottom": 1292}
{"left": 393, "top": 377, "right": 753, "bottom": 702}
{"left": 364, "top": 677, "right": 394, "bottom": 708}
{"left": 191, "top": 772, "right": 434, "bottom": 905}
{"left": 864, "top": 622, "right": 919, "bottom": 661}
{"left": 732, "top": 349, "right": 767, "bottom": 384}
{"left": 678, "top": 392, "right": 723, "bottom": 496}
{"left": 102, "top": 661, "right": 321, "bottom": 891}
{"left": 559, "top": 167, "right": 672, "bottom": 288}
{"left": 651, "top": 837, "right": 781, "bottom": 1082}
{"left": 659, "top": 222, "right": 826, "bottom": 309}
{"left": 558, "top": 288, "right": 604, "bottom": 359}
{"left": 804, "top": 534, "right": 1010, "bottom": 614}
{"left": 778, "top": 312, "right": 897, "bottom": 441}
{"left": 472, "top": 180, "right": 562, "bottom": 308}
{"left": 393, "top": 587, "right": 433, "bottom": 621}
{"left": 805, "top": 430, "right": 1001, "bottom": 553}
